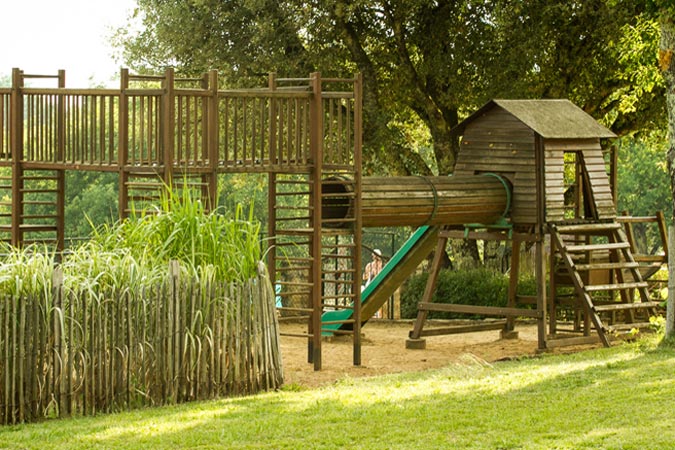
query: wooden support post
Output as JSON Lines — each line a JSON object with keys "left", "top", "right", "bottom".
{"left": 118, "top": 69, "right": 129, "bottom": 219}
{"left": 536, "top": 237, "right": 548, "bottom": 351}
{"left": 352, "top": 72, "right": 363, "bottom": 367}
{"left": 657, "top": 210, "right": 669, "bottom": 256}
{"left": 504, "top": 236, "right": 521, "bottom": 339}
{"left": 406, "top": 232, "right": 448, "bottom": 349}
{"left": 55, "top": 70, "right": 66, "bottom": 252}
{"left": 162, "top": 68, "right": 175, "bottom": 190}
{"left": 10, "top": 68, "right": 23, "bottom": 247}
{"left": 205, "top": 70, "right": 219, "bottom": 210}
{"left": 534, "top": 135, "right": 548, "bottom": 351}
{"left": 548, "top": 232, "right": 557, "bottom": 335}
{"left": 309, "top": 72, "right": 323, "bottom": 370}
{"left": 267, "top": 73, "right": 278, "bottom": 300}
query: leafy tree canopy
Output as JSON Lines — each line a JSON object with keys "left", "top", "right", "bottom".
{"left": 116, "top": 1, "right": 663, "bottom": 176}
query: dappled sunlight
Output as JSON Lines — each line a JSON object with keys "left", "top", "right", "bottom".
{"left": 81, "top": 404, "right": 240, "bottom": 444}
{"left": 274, "top": 347, "right": 647, "bottom": 413}
{"left": 2, "top": 342, "right": 673, "bottom": 450}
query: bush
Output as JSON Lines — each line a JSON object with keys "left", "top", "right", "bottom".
{"left": 400, "top": 268, "right": 536, "bottom": 320}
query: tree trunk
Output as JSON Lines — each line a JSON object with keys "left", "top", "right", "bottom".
{"left": 660, "top": 14, "right": 675, "bottom": 338}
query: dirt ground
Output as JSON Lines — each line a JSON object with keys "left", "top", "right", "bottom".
{"left": 280, "top": 320, "right": 601, "bottom": 388}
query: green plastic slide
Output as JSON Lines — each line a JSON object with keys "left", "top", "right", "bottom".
{"left": 321, "top": 226, "right": 438, "bottom": 335}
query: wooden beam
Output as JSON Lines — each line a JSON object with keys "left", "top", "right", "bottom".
{"left": 417, "top": 302, "right": 541, "bottom": 318}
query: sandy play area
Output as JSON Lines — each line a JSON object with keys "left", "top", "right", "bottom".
{"left": 279, "top": 320, "right": 601, "bottom": 388}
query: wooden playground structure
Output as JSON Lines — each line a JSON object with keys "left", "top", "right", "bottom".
{"left": 0, "top": 68, "right": 667, "bottom": 371}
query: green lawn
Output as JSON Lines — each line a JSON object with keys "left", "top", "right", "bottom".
{"left": 1, "top": 336, "right": 674, "bottom": 449}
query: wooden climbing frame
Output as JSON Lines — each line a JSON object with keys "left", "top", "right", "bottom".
{"left": 0, "top": 67, "right": 363, "bottom": 371}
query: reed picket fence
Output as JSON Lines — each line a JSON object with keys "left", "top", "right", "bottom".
{"left": 0, "top": 261, "right": 283, "bottom": 425}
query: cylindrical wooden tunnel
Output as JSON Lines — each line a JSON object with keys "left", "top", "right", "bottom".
{"left": 322, "top": 174, "right": 511, "bottom": 228}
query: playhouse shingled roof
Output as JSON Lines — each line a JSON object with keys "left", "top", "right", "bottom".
{"left": 451, "top": 99, "right": 617, "bottom": 139}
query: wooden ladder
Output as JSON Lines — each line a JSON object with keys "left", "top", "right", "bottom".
{"left": 549, "top": 221, "right": 660, "bottom": 347}
{"left": 0, "top": 169, "right": 64, "bottom": 249}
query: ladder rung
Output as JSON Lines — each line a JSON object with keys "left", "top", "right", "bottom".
{"left": 575, "top": 262, "right": 639, "bottom": 271}
{"left": 22, "top": 175, "right": 59, "bottom": 181}
{"left": 19, "top": 224, "right": 57, "bottom": 231}
{"left": 273, "top": 240, "right": 311, "bottom": 247}
{"left": 276, "top": 180, "right": 310, "bottom": 185}
{"left": 321, "top": 319, "right": 356, "bottom": 326}
{"left": 277, "top": 281, "right": 314, "bottom": 288}
{"left": 20, "top": 189, "right": 57, "bottom": 194}
{"left": 279, "top": 332, "right": 313, "bottom": 338}
{"left": 276, "top": 265, "right": 312, "bottom": 271}
{"left": 23, "top": 201, "right": 56, "bottom": 206}
{"left": 608, "top": 322, "right": 653, "bottom": 332}
{"left": 275, "top": 206, "right": 312, "bottom": 211}
{"left": 555, "top": 223, "right": 622, "bottom": 233}
{"left": 276, "top": 306, "right": 313, "bottom": 313}
{"left": 276, "top": 191, "right": 310, "bottom": 196}
{"left": 321, "top": 297, "right": 355, "bottom": 303}
{"left": 276, "top": 228, "right": 313, "bottom": 235}
{"left": 593, "top": 301, "right": 661, "bottom": 312}
{"left": 276, "top": 216, "right": 312, "bottom": 222}
{"left": 586, "top": 281, "right": 648, "bottom": 292}
{"left": 277, "top": 257, "right": 314, "bottom": 263}
{"left": 21, "top": 214, "right": 58, "bottom": 220}
{"left": 565, "top": 242, "right": 630, "bottom": 253}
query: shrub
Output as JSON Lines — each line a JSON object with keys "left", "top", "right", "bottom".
{"left": 400, "top": 268, "right": 536, "bottom": 320}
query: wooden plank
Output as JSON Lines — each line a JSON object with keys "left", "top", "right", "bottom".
{"left": 594, "top": 301, "right": 661, "bottom": 312}
{"left": 565, "top": 242, "right": 629, "bottom": 252}
{"left": 575, "top": 262, "right": 639, "bottom": 271}
{"left": 546, "top": 335, "right": 601, "bottom": 348}
{"left": 555, "top": 223, "right": 622, "bottom": 233}
{"left": 586, "top": 281, "right": 649, "bottom": 292}
{"left": 418, "top": 302, "right": 541, "bottom": 318}
{"left": 543, "top": 138, "right": 601, "bottom": 150}
{"left": 419, "top": 321, "right": 507, "bottom": 337}
{"left": 609, "top": 322, "right": 653, "bottom": 331}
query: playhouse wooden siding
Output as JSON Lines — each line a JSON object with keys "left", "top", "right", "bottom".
{"left": 454, "top": 106, "right": 537, "bottom": 225}
{"left": 453, "top": 100, "right": 617, "bottom": 225}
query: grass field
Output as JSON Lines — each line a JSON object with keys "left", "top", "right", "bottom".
{"left": 1, "top": 336, "right": 673, "bottom": 449}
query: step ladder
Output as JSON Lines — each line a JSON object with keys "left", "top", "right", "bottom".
{"left": 549, "top": 221, "right": 660, "bottom": 346}
{"left": 0, "top": 169, "right": 63, "bottom": 249}
{"left": 0, "top": 171, "right": 11, "bottom": 243}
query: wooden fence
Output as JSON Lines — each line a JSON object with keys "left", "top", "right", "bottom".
{"left": 0, "top": 261, "right": 283, "bottom": 425}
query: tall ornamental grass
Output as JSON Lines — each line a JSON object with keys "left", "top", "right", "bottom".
{"left": 0, "top": 189, "right": 282, "bottom": 425}
{"left": 89, "top": 185, "right": 261, "bottom": 283}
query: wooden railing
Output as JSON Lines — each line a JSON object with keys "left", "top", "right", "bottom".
{"left": 0, "top": 68, "right": 360, "bottom": 173}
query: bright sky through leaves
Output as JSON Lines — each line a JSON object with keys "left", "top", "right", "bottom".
{"left": 0, "top": 0, "right": 136, "bottom": 87}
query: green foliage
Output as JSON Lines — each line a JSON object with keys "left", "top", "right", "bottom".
{"left": 64, "top": 171, "right": 119, "bottom": 239}
{"left": 400, "top": 268, "right": 536, "bottom": 319}
{"left": 90, "top": 184, "right": 261, "bottom": 282}
{"left": 0, "top": 184, "right": 262, "bottom": 301}
{"left": 0, "top": 242, "right": 55, "bottom": 297}
{"left": 217, "top": 173, "right": 268, "bottom": 228}
{"left": 115, "top": 1, "right": 665, "bottom": 177}
{"left": 617, "top": 130, "right": 670, "bottom": 252}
